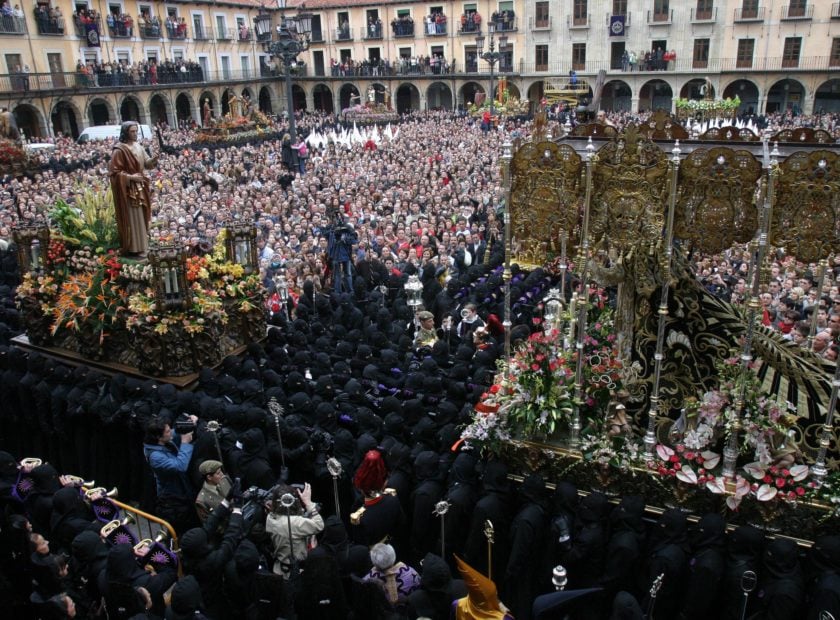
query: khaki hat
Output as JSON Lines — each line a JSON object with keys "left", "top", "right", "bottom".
{"left": 417, "top": 311, "right": 434, "bottom": 321}
{"left": 198, "top": 460, "right": 223, "bottom": 476}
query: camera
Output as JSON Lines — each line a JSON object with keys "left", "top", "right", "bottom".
{"left": 174, "top": 413, "right": 196, "bottom": 435}
{"left": 241, "top": 485, "right": 274, "bottom": 529}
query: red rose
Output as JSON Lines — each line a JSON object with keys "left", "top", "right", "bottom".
{"left": 670, "top": 455, "right": 680, "bottom": 463}
{"left": 796, "top": 487, "right": 805, "bottom": 496}
{"left": 763, "top": 475, "right": 772, "bottom": 483}
{"left": 775, "top": 478, "right": 786, "bottom": 488}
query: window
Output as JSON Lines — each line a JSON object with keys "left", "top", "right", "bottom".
{"left": 695, "top": 0, "right": 713, "bottom": 19}
{"left": 654, "top": 0, "right": 669, "bottom": 20}
{"left": 572, "top": 43, "right": 586, "bottom": 70}
{"left": 535, "top": 1, "right": 549, "bottom": 27}
{"left": 736, "top": 38, "right": 754, "bottom": 68}
{"left": 240, "top": 55, "right": 250, "bottom": 78}
{"left": 47, "top": 52, "right": 63, "bottom": 72}
{"left": 4, "top": 53, "right": 21, "bottom": 73}
{"left": 613, "top": 0, "right": 627, "bottom": 14}
{"left": 197, "top": 55, "right": 209, "bottom": 77}
{"left": 144, "top": 49, "right": 157, "bottom": 62}
{"left": 693, "top": 38, "right": 709, "bottom": 68}
{"left": 337, "top": 11, "right": 350, "bottom": 40}
{"left": 166, "top": 7, "right": 177, "bottom": 18}
{"left": 741, "top": 0, "right": 758, "bottom": 19}
{"left": 788, "top": 0, "right": 806, "bottom": 18}
{"left": 535, "top": 44, "right": 548, "bottom": 71}
{"left": 831, "top": 38, "right": 840, "bottom": 68}
{"left": 573, "top": 0, "right": 587, "bottom": 25}
{"left": 398, "top": 47, "right": 411, "bottom": 59}
{"left": 220, "top": 55, "right": 231, "bottom": 79}
{"left": 171, "top": 49, "right": 183, "bottom": 60}
{"left": 782, "top": 37, "right": 801, "bottom": 68}
{"left": 339, "top": 49, "right": 352, "bottom": 62}
{"left": 215, "top": 15, "right": 228, "bottom": 39}
{"left": 192, "top": 15, "right": 205, "bottom": 39}
{"left": 396, "top": 9, "right": 410, "bottom": 17}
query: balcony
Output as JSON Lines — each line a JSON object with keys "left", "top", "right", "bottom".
{"left": 107, "top": 17, "right": 133, "bottom": 38}
{"left": 425, "top": 17, "right": 447, "bottom": 36}
{"left": 391, "top": 19, "right": 414, "bottom": 37}
{"left": 734, "top": 6, "right": 765, "bottom": 22}
{"left": 0, "top": 15, "right": 27, "bottom": 34}
{"left": 568, "top": 14, "right": 589, "bottom": 29}
{"left": 236, "top": 27, "right": 252, "bottom": 43}
{"left": 833, "top": 3, "right": 840, "bottom": 18}
{"left": 363, "top": 23, "right": 383, "bottom": 39}
{"left": 73, "top": 15, "right": 100, "bottom": 38}
{"left": 334, "top": 27, "right": 352, "bottom": 42}
{"left": 647, "top": 10, "right": 673, "bottom": 24}
{"left": 33, "top": 11, "right": 66, "bottom": 35}
{"left": 491, "top": 14, "right": 516, "bottom": 32}
{"left": 138, "top": 20, "right": 163, "bottom": 39}
{"left": 166, "top": 22, "right": 188, "bottom": 40}
{"left": 216, "top": 27, "right": 235, "bottom": 41}
{"left": 691, "top": 7, "right": 717, "bottom": 22}
{"left": 781, "top": 4, "right": 813, "bottom": 20}
{"left": 192, "top": 26, "right": 210, "bottom": 40}
{"left": 459, "top": 15, "right": 481, "bottom": 34}
{"left": 530, "top": 16, "right": 552, "bottom": 30}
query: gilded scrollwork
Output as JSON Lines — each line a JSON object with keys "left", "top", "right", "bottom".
{"left": 509, "top": 141, "right": 584, "bottom": 267}
{"left": 675, "top": 147, "right": 762, "bottom": 253}
{"left": 772, "top": 150, "right": 840, "bottom": 263}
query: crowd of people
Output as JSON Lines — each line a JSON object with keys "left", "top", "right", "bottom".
{"left": 0, "top": 110, "right": 838, "bottom": 619}
{"left": 73, "top": 58, "right": 205, "bottom": 89}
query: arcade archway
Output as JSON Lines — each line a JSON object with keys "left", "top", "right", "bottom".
{"left": 601, "top": 81, "right": 632, "bottom": 112}
{"left": 120, "top": 96, "right": 142, "bottom": 123}
{"left": 87, "top": 98, "right": 114, "bottom": 126}
{"left": 395, "top": 83, "right": 420, "bottom": 114}
{"left": 722, "top": 80, "right": 760, "bottom": 115}
{"left": 339, "top": 84, "right": 360, "bottom": 111}
{"left": 13, "top": 104, "right": 46, "bottom": 139}
{"left": 51, "top": 101, "right": 80, "bottom": 138}
{"left": 460, "top": 82, "right": 485, "bottom": 109}
{"left": 639, "top": 80, "right": 673, "bottom": 112}
{"left": 679, "top": 78, "right": 715, "bottom": 100}
{"left": 175, "top": 93, "right": 194, "bottom": 125}
{"left": 766, "top": 79, "right": 805, "bottom": 114}
{"left": 259, "top": 86, "right": 274, "bottom": 114}
{"left": 312, "top": 84, "right": 333, "bottom": 113}
{"left": 149, "top": 94, "right": 170, "bottom": 126}
{"left": 426, "top": 82, "right": 453, "bottom": 111}
{"left": 814, "top": 79, "right": 840, "bottom": 114}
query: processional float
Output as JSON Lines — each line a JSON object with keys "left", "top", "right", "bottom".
{"left": 496, "top": 111, "right": 839, "bottom": 521}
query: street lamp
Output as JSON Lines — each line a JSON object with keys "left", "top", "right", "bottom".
{"left": 475, "top": 22, "right": 508, "bottom": 116}
{"left": 255, "top": 0, "right": 312, "bottom": 142}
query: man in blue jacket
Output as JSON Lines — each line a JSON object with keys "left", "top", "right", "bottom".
{"left": 143, "top": 414, "right": 198, "bottom": 534}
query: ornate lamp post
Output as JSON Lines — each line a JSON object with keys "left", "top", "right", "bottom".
{"left": 474, "top": 23, "right": 507, "bottom": 116}
{"left": 254, "top": 0, "right": 312, "bottom": 142}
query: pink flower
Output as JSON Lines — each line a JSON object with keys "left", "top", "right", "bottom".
{"left": 531, "top": 363, "right": 540, "bottom": 371}
{"left": 775, "top": 478, "right": 786, "bottom": 488}
{"left": 796, "top": 487, "right": 805, "bottom": 496}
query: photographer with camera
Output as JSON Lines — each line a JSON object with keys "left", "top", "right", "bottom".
{"left": 326, "top": 211, "right": 358, "bottom": 294}
{"left": 265, "top": 482, "right": 323, "bottom": 580}
{"left": 179, "top": 492, "right": 245, "bottom": 619}
{"left": 143, "top": 414, "right": 199, "bottom": 535}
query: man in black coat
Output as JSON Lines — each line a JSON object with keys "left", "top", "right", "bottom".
{"left": 806, "top": 534, "right": 840, "bottom": 620}
{"left": 504, "top": 473, "right": 549, "bottom": 620}
{"left": 600, "top": 494, "right": 645, "bottom": 602}
{"left": 679, "top": 513, "right": 727, "bottom": 620}
{"left": 720, "top": 524, "right": 764, "bottom": 620}
{"left": 463, "top": 460, "right": 512, "bottom": 580}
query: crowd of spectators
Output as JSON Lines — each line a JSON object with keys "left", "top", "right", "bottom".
{"left": 73, "top": 58, "right": 204, "bottom": 88}
{"left": 330, "top": 55, "right": 452, "bottom": 78}
{"left": 0, "top": 110, "right": 837, "bottom": 618}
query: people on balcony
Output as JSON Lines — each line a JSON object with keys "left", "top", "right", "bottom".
{"left": 34, "top": 4, "right": 64, "bottom": 34}
{"left": 338, "top": 19, "right": 350, "bottom": 39}
{"left": 460, "top": 11, "right": 480, "bottom": 33}
{"left": 238, "top": 23, "right": 251, "bottom": 41}
{"left": 434, "top": 12, "right": 446, "bottom": 34}
{"left": 391, "top": 14, "right": 414, "bottom": 36}
{"left": 367, "top": 17, "right": 382, "bottom": 38}
{"left": 166, "top": 16, "right": 188, "bottom": 39}
{"left": 106, "top": 12, "right": 133, "bottom": 37}
{"left": 491, "top": 9, "right": 515, "bottom": 31}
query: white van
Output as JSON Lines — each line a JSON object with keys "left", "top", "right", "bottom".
{"left": 77, "top": 124, "right": 153, "bottom": 143}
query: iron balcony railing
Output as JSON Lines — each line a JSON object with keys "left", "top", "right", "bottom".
{"left": 0, "top": 15, "right": 26, "bottom": 34}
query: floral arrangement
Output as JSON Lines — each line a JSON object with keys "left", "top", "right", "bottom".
{"left": 580, "top": 431, "right": 644, "bottom": 471}
{"left": 0, "top": 139, "right": 27, "bottom": 167}
{"left": 807, "top": 471, "right": 840, "bottom": 515}
{"left": 49, "top": 187, "right": 119, "bottom": 251}
{"left": 461, "top": 297, "right": 624, "bottom": 451}
{"left": 674, "top": 96, "right": 741, "bottom": 113}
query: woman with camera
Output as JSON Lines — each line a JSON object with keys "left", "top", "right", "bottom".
{"left": 266, "top": 482, "right": 324, "bottom": 579}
